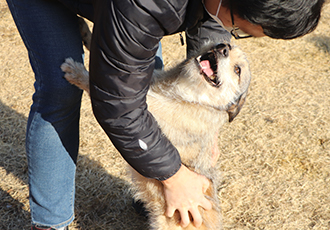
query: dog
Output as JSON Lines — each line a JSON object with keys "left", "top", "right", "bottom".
{"left": 61, "top": 19, "right": 251, "bottom": 230}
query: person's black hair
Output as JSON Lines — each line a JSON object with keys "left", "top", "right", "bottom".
{"left": 223, "top": 0, "right": 325, "bottom": 39}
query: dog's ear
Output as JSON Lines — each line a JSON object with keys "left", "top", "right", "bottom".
{"left": 227, "top": 91, "right": 247, "bottom": 122}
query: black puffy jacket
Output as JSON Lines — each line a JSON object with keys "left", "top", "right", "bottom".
{"left": 58, "top": 0, "right": 230, "bottom": 180}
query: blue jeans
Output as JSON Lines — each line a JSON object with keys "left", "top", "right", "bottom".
{"left": 6, "top": 0, "right": 163, "bottom": 228}
{"left": 6, "top": 0, "right": 84, "bottom": 228}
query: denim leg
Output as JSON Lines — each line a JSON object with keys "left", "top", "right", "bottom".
{"left": 6, "top": 0, "right": 84, "bottom": 228}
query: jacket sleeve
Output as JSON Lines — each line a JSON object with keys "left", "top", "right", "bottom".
{"left": 186, "top": 14, "right": 232, "bottom": 58}
{"left": 57, "top": 0, "right": 94, "bottom": 21}
{"left": 88, "top": 0, "right": 188, "bottom": 180}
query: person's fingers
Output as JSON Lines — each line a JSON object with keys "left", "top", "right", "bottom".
{"left": 202, "top": 176, "right": 210, "bottom": 193}
{"left": 179, "top": 209, "right": 191, "bottom": 228}
{"left": 201, "top": 196, "right": 213, "bottom": 211}
{"left": 165, "top": 205, "right": 176, "bottom": 218}
{"left": 189, "top": 207, "right": 203, "bottom": 228}
{"left": 162, "top": 166, "right": 213, "bottom": 228}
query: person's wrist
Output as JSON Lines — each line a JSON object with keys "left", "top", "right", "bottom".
{"left": 160, "top": 164, "right": 184, "bottom": 187}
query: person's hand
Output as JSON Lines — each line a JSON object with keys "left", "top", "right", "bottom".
{"left": 161, "top": 164, "right": 212, "bottom": 228}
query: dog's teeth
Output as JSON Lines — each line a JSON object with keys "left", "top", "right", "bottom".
{"left": 210, "top": 75, "right": 216, "bottom": 80}
{"left": 196, "top": 55, "right": 201, "bottom": 64}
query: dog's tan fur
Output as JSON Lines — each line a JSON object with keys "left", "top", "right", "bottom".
{"left": 61, "top": 19, "right": 251, "bottom": 229}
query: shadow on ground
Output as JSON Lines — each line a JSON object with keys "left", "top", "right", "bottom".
{"left": 0, "top": 100, "right": 148, "bottom": 230}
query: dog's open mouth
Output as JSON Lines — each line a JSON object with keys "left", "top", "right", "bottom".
{"left": 196, "top": 43, "right": 231, "bottom": 87}
{"left": 196, "top": 50, "right": 221, "bottom": 87}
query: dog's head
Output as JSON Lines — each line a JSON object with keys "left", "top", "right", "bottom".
{"left": 180, "top": 43, "right": 251, "bottom": 122}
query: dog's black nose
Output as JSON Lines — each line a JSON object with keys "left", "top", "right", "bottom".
{"left": 215, "top": 43, "right": 231, "bottom": 57}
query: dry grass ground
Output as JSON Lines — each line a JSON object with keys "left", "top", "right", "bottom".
{"left": 0, "top": 1, "right": 329, "bottom": 229}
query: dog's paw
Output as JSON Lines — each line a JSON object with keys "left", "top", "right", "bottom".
{"left": 61, "top": 57, "right": 81, "bottom": 81}
{"left": 61, "top": 58, "right": 90, "bottom": 93}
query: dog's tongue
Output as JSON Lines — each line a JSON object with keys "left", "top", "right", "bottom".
{"left": 200, "top": 60, "right": 214, "bottom": 77}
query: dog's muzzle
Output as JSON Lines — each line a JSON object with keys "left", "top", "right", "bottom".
{"left": 196, "top": 43, "right": 231, "bottom": 87}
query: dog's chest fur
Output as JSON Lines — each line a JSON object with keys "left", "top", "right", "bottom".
{"left": 146, "top": 65, "right": 227, "bottom": 174}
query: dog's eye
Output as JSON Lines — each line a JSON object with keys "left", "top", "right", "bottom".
{"left": 234, "top": 65, "right": 241, "bottom": 77}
